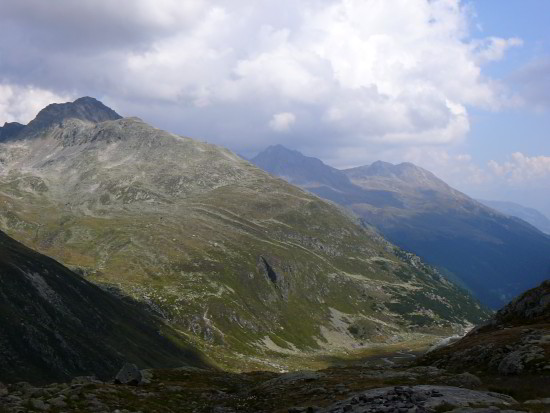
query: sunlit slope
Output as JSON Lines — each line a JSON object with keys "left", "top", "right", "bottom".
{"left": 0, "top": 98, "right": 488, "bottom": 362}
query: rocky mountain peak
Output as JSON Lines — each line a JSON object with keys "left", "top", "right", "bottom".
{"left": 0, "top": 122, "right": 25, "bottom": 141}
{"left": 253, "top": 144, "right": 308, "bottom": 163}
{"left": 21, "top": 96, "right": 122, "bottom": 137}
{"left": 251, "top": 144, "right": 355, "bottom": 189}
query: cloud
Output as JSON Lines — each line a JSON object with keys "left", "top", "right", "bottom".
{"left": 488, "top": 152, "right": 550, "bottom": 184}
{"left": 269, "top": 112, "right": 296, "bottom": 132}
{"left": 0, "top": 83, "right": 73, "bottom": 124}
{"left": 471, "top": 37, "right": 523, "bottom": 64}
{"left": 0, "top": 0, "right": 522, "bottom": 154}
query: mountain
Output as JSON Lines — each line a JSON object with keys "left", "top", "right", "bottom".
{"left": 0, "top": 229, "right": 206, "bottom": 384}
{"left": 421, "top": 280, "right": 550, "bottom": 375}
{"left": 478, "top": 199, "right": 550, "bottom": 235}
{"left": 251, "top": 145, "right": 550, "bottom": 308}
{"left": 0, "top": 98, "right": 488, "bottom": 369}
{"left": 0, "top": 122, "right": 25, "bottom": 141}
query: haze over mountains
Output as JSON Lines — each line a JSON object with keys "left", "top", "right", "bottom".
{"left": 251, "top": 145, "right": 550, "bottom": 308}
{"left": 0, "top": 98, "right": 489, "bottom": 372}
{"left": 477, "top": 199, "right": 550, "bottom": 235}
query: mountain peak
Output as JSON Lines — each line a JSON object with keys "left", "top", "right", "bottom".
{"left": 0, "top": 121, "right": 25, "bottom": 141}
{"left": 251, "top": 144, "right": 357, "bottom": 190}
{"left": 22, "top": 96, "right": 122, "bottom": 136}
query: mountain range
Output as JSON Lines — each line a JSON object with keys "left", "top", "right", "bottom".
{"left": 0, "top": 98, "right": 488, "bottom": 371}
{"left": 251, "top": 145, "right": 550, "bottom": 308}
{"left": 477, "top": 199, "right": 550, "bottom": 235}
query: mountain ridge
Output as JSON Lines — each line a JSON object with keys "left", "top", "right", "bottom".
{"left": 251, "top": 145, "right": 550, "bottom": 308}
{"left": 478, "top": 199, "right": 550, "bottom": 235}
{"left": 0, "top": 98, "right": 489, "bottom": 369}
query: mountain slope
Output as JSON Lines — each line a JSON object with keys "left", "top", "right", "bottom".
{"left": 0, "top": 98, "right": 488, "bottom": 368}
{"left": 251, "top": 146, "right": 550, "bottom": 308}
{"left": 421, "top": 280, "right": 550, "bottom": 375}
{"left": 0, "top": 230, "right": 206, "bottom": 384}
{"left": 478, "top": 199, "right": 550, "bottom": 235}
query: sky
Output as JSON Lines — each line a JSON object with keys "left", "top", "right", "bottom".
{"left": 0, "top": 0, "right": 549, "bottom": 214}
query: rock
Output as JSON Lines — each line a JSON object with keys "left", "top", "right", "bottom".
{"left": 47, "top": 395, "right": 68, "bottom": 407}
{"left": 497, "top": 345, "right": 544, "bottom": 375}
{"left": 114, "top": 363, "right": 143, "bottom": 386}
{"left": 318, "top": 386, "right": 517, "bottom": 413}
{"left": 446, "top": 372, "right": 482, "bottom": 389}
{"left": 140, "top": 369, "right": 154, "bottom": 385}
{"left": 29, "top": 398, "right": 50, "bottom": 411}
{"left": 0, "top": 381, "right": 7, "bottom": 397}
{"left": 71, "top": 376, "right": 103, "bottom": 386}
{"left": 255, "top": 371, "right": 326, "bottom": 390}
{"left": 449, "top": 409, "right": 525, "bottom": 413}
{"left": 524, "top": 397, "right": 550, "bottom": 404}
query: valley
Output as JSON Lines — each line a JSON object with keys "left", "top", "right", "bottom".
{"left": 0, "top": 98, "right": 547, "bottom": 413}
{"left": 0, "top": 98, "right": 487, "bottom": 373}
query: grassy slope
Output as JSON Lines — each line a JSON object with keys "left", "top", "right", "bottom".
{"left": 0, "top": 118, "right": 489, "bottom": 368}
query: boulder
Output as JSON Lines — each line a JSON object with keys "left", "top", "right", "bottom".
{"left": 0, "top": 381, "right": 7, "bottom": 397}
{"left": 114, "top": 363, "right": 142, "bottom": 386}
{"left": 445, "top": 372, "right": 482, "bottom": 389}
{"left": 318, "top": 386, "right": 517, "bottom": 413}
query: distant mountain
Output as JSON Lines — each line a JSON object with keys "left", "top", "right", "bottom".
{"left": 478, "top": 199, "right": 550, "bottom": 235}
{"left": 0, "top": 98, "right": 488, "bottom": 369}
{"left": 0, "top": 122, "right": 25, "bottom": 141}
{"left": 0, "top": 230, "right": 206, "bottom": 384}
{"left": 251, "top": 145, "right": 550, "bottom": 308}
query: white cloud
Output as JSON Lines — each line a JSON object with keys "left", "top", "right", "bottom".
{"left": 268, "top": 112, "right": 296, "bottom": 132}
{"left": 471, "top": 36, "right": 523, "bottom": 64}
{"left": 0, "top": 83, "right": 73, "bottom": 124}
{"left": 488, "top": 152, "right": 550, "bottom": 183}
{"left": 0, "top": 0, "right": 523, "bottom": 152}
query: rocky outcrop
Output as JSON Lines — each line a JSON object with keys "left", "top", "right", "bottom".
{"left": 488, "top": 280, "right": 550, "bottom": 326}
{"left": 114, "top": 363, "right": 143, "bottom": 386}
{"left": 420, "top": 281, "right": 550, "bottom": 375}
{"left": 315, "top": 385, "right": 518, "bottom": 413}
{"left": 0, "top": 121, "right": 25, "bottom": 141}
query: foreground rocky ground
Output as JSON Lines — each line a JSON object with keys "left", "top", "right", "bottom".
{"left": 1, "top": 360, "right": 549, "bottom": 413}
{"left": 1, "top": 281, "right": 549, "bottom": 412}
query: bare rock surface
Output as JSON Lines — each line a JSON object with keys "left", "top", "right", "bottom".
{"left": 317, "top": 386, "right": 517, "bottom": 413}
{"left": 114, "top": 363, "right": 142, "bottom": 386}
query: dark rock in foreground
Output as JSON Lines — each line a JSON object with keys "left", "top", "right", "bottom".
{"left": 114, "top": 363, "right": 142, "bottom": 386}
{"left": 317, "top": 385, "right": 518, "bottom": 413}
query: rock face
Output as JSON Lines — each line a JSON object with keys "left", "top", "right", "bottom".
{"left": 317, "top": 385, "right": 518, "bottom": 413}
{"left": 251, "top": 145, "right": 550, "bottom": 308}
{"left": 0, "top": 230, "right": 207, "bottom": 384}
{"left": 0, "top": 122, "right": 25, "bottom": 141}
{"left": 421, "top": 281, "right": 550, "bottom": 375}
{"left": 0, "top": 97, "right": 488, "bottom": 366}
